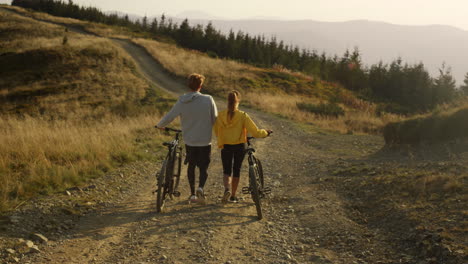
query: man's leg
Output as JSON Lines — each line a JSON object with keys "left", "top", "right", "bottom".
{"left": 187, "top": 163, "right": 196, "bottom": 195}
{"left": 185, "top": 145, "right": 196, "bottom": 196}
{"left": 197, "top": 145, "right": 211, "bottom": 189}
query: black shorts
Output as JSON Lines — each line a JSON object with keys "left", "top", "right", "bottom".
{"left": 221, "top": 143, "right": 246, "bottom": 178}
{"left": 185, "top": 145, "right": 211, "bottom": 168}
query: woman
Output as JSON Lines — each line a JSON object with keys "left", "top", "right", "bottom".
{"left": 213, "top": 90, "right": 272, "bottom": 203}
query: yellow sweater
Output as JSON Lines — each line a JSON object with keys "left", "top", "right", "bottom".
{"left": 213, "top": 109, "right": 269, "bottom": 149}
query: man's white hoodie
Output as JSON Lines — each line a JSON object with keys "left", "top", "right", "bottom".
{"left": 157, "top": 92, "right": 218, "bottom": 146}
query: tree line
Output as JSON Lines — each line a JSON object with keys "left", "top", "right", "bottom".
{"left": 12, "top": 0, "right": 468, "bottom": 114}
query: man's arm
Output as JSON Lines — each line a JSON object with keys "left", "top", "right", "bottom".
{"left": 157, "top": 100, "right": 182, "bottom": 128}
{"left": 210, "top": 96, "right": 218, "bottom": 125}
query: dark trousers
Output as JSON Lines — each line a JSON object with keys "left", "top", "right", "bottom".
{"left": 185, "top": 145, "right": 211, "bottom": 195}
{"left": 221, "top": 143, "right": 246, "bottom": 178}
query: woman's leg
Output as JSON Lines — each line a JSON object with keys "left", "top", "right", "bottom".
{"left": 231, "top": 177, "right": 240, "bottom": 197}
{"left": 223, "top": 174, "right": 231, "bottom": 191}
{"left": 221, "top": 147, "right": 234, "bottom": 191}
{"left": 231, "top": 144, "right": 246, "bottom": 198}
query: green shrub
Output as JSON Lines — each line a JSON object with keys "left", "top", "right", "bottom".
{"left": 384, "top": 107, "right": 468, "bottom": 144}
{"left": 297, "top": 102, "right": 345, "bottom": 118}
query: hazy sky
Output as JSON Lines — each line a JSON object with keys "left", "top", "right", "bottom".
{"left": 2, "top": 0, "right": 468, "bottom": 30}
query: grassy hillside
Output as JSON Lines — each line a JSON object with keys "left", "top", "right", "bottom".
{"left": 3, "top": 5, "right": 402, "bottom": 134}
{"left": 384, "top": 103, "right": 468, "bottom": 145}
{"left": 134, "top": 38, "right": 401, "bottom": 134}
{"left": 0, "top": 9, "right": 173, "bottom": 211}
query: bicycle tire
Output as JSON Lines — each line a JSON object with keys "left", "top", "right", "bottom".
{"left": 165, "top": 151, "right": 176, "bottom": 199}
{"left": 173, "top": 148, "right": 181, "bottom": 191}
{"left": 254, "top": 156, "right": 264, "bottom": 188}
{"left": 156, "top": 160, "right": 167, "bottom": 213}
{"left": 249, "top": 165, "right": 263, "bottom": 220}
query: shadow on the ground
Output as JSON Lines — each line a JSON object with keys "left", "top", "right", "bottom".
{"left": 1, "top": 195, "right": 259, "bottom": 244}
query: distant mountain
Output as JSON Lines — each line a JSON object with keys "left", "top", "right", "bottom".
{"left": 175, "top": 10, "right": 223, "bottom": 20}
{"left": 181, "top": 18, "right": 468, "bottom": 84}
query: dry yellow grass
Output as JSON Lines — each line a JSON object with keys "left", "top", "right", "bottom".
{"left": 133, "top": 38, "right": 255, "bottom": 93}
{"left": 0, "top": 11, "right": 149, "bottom": 117}
{"left": 3, "top": 5, "right": 137, "bottom": 39}
{"left": 244, "top": 92, "right": 401, "bottom": 134}
{"left": 0, "top": 8, "right": 171, "bottom": 211}
{"left": 134, "top": 37, "right": 403, "bottom": 133}
{"left": 0, "top": 114, "right": 162, "bottom": 211}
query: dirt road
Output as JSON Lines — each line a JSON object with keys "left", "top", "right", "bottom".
{"left": 1, "top": 7, "right": 466, "bottom": 264}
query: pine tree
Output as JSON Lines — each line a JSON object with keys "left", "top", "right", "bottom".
{"left": 433, "top": 64, "right": 456, "bottom": 105}
{"left": 461, "top": 72, "right": 468, "bottom": 96}
{"left": 177, "top": 19, "right": 191, "bottom": 46}
{"left": 142, "top": 16, "right": 148, "bottom": 31}
{"left": 159, "top": 14, "right": 166, "bottom": 32}
{"left": 148, "top": 18, "right": 157, "bottom": 34}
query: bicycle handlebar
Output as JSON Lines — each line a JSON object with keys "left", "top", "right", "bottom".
{"left": 155, "top": 126, "right": 182, "bottom": 133}
{"left": 247, "top": 131, "right": 272, "bottom": 141}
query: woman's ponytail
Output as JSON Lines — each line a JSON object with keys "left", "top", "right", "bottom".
{"left": 227, "top": 90, "right": 240, "bottom": 120}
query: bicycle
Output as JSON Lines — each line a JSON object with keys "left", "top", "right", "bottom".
{"left": 242, "top": 136, "right": 272, "bottom": 220}
{"left": 154, "top": 127, "right": 183, "bottom": 213}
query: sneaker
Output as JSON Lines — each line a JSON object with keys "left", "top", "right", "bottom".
{"left": 189, "top": 194, "right": 197, "bottom": 203}
{"left": 222, "top": 190, "right": 231, "bottom": 204}
{"left": 229, "top": 196, "right": 239, "bottom": 203}
{"left": 196, "top": 187, "right": 205, "bottom": 203}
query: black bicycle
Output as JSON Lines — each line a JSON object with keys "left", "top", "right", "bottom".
{"left": 242, "top": 136, "right": 271, "bottom": 220}
{"left": 155, "top": 127, "right": 183, "bottom": 213}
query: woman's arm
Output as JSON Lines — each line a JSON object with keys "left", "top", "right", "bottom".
{"left": 244, "top": 113, "right": 269, "bottom": 138}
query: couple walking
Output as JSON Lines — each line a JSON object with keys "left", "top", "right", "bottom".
{"left": 156, "top": 73, "right": 272, "bottom": 203}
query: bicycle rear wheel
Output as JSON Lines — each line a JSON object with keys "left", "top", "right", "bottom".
{"left": 156, "top": 160, "right": 167, "bottom": 213}
{"left": 249, "top": 165, "right": 263, "bottom": 220}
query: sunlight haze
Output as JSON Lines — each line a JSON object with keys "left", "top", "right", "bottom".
{"left": 3, "top": 0, "right": 466, "bottom": 30}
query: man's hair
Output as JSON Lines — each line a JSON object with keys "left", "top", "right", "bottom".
{"left": 188, "top": 73, "right": 205, "bottom": 90}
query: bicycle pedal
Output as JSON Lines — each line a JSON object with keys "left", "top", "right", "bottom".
{"left": 241, "top": 187, "right": 251, "bottom": 194}
{"left": 172, "top": 191, "right": 181, "bottom": 197}
{"left": 263, "top": 187, "right": 272, "bottom": 194}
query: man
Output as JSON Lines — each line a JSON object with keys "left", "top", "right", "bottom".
{"left": 156, "top": 73, "right": 218, "bottom": 203}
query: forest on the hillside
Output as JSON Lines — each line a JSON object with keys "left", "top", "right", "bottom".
{"left": 11, "top": 0, "right": 468, "bottom": 114}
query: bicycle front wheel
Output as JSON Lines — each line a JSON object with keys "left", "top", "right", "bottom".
{"left": 156, "top": 160, "right": 167, "bottom": 213}
{"left": 173, "top": 148, "right": 182, "bottom": 191}
{"left": 249, "top": 165, "right": 263, "bottom": 220}
{"left": 253, "top": 156, "right": 264, "bottom": 188}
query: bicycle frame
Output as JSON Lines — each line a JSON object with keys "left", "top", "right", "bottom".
{"left": 156, "top": 127, "right": 183, "bottom": 212}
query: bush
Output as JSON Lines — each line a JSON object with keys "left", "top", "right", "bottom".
{"left": 384, "top": 107, "right": 468, "bottom": 145}
{"left": 297, "top": 102, "right": 345, "bottom": 118}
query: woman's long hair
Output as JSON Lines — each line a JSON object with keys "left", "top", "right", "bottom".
{"left": 227, "top": 90, "right": 240, "bottom": 120}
